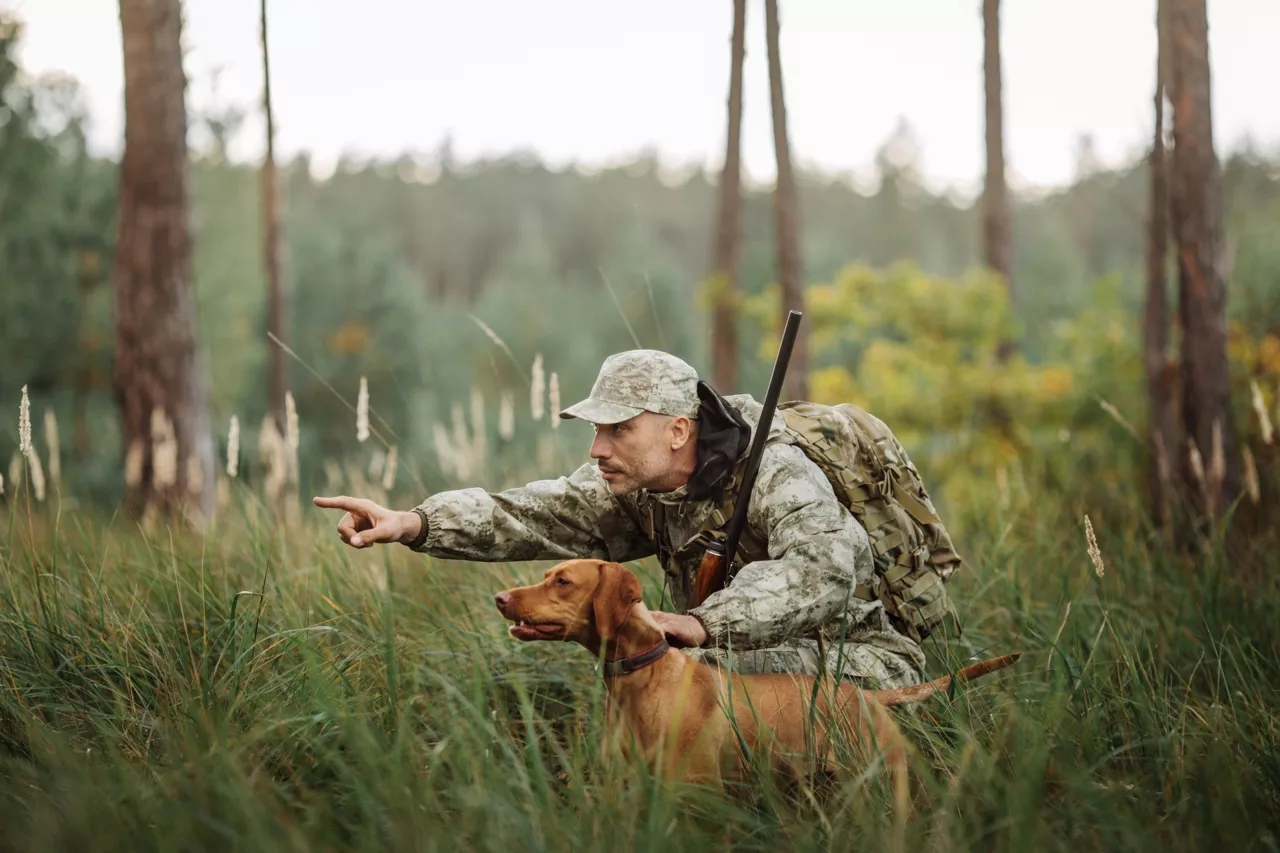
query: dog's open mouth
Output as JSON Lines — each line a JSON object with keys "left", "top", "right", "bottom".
{"left": 507, "top": 618, "right": 564, "bottom": 641}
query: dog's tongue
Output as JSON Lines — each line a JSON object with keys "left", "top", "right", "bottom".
{"left": 508, "top": 623, "right": 560, "bottom": 641}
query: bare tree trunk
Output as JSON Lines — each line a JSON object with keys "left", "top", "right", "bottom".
{"left": 1168, "top": 0, "right": 1237, "bottom": 519}
{"left": 709, "top": 0, "right": 746, "bottom": 395}
{"left": 115, "top": 0, "right": 215, "bottom": 519}
{"left": 261, "top": 0, "right": 286, "bottom": 429}
{"left": 983, "top": 0, "right": 1014, "bottom": 360}
{"left": 764, "top": 0, "right": 807, "bottom": 400}
{"left": 1145, "top": 0, "right": 1176, "bottom": 532}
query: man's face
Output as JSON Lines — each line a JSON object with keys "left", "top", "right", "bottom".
{"left": 588, "top": 411, "right": 690, "bottom": 495}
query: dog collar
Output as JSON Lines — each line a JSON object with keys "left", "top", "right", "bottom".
{"left": 600, "top": 638, "right": 670, "bottom": 678}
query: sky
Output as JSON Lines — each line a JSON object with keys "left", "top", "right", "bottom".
{"left": 4, "top": 0, "right": 1278, "bottom": 196}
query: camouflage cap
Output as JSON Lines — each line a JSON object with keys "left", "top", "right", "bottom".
{"left": 559, "top": 349, "right": 701, "bottom": 424}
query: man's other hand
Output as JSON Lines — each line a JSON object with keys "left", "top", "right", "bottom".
{"left": 312, "top": 495, "right": 421, "bottom": 548}
{"left": 650, "top": 611, "right": 708, "bottom": 648}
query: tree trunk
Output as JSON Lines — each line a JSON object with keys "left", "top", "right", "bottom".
{"left": 114, "top": 0, "right": 215, "bottom": 519}
{"left": 764, "top": 0, "right": 807, "bottom": 400}
{"left": 709, "top": 0, "right": 746, "bottom": 395}
{"left": 982, "top": 0, "right": 1014, "bottom": 360}
{"left": 1168, "top": 0, "right": 1237, "bottom": 519}
{"left": 1145, "top": 0, "right": 1176, "bottom": 531}
{"left": 262, "top": 0, "right": 286, "bottom": 429}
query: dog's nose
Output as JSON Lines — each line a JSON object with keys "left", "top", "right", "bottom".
{"left": 494, "top": 590, "right": 512, "bottom": 613}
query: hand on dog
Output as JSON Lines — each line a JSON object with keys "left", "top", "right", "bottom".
{"left": 650, "top": 611, "right": 708, "bottom": 648}
{"left": 312, "top": 495, "right": 421, "bottom": 548}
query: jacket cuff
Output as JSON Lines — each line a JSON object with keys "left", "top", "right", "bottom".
{"left": 403, "top": 506, "right": 430, "bottom": 551}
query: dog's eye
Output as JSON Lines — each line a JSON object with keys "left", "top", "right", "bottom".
{"left": 554, "top": 576, "right": 572, "bottom": 586}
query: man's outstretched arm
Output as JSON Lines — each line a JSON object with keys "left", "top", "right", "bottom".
{"left": 314, "top": 462, "right": 655, "bottom": 564}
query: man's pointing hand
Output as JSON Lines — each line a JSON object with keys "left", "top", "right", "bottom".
{"left": 312, "top": 495, "right": 422, "bottom": 548}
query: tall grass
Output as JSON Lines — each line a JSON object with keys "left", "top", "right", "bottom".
{"left": 1, "top": 482, "right": 1278, "bottom": 851}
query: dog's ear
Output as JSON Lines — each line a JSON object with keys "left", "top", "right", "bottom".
{"left": 592, "top": 561, "right": 642, "bottom": 646}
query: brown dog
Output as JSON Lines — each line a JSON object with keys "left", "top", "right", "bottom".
{"left": 494, "top": 559, "right": 1018, "bottom": 804}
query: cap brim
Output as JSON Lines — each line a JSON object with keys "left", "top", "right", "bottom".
{"left": 558, "top": 398, "right": 644, "bottom": 425}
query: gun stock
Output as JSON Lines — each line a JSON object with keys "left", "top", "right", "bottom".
{"left": 689, "top": 310, "right": 802, "bottom": 608}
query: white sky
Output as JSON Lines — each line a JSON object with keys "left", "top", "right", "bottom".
{"left": 5, "top": 0, "right": 1278, "bottom": 195}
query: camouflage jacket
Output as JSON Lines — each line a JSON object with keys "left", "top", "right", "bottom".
{"left": 410, "top": 396, "right": 924, "bottom": 666}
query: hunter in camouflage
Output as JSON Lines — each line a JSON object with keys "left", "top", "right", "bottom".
{"left": 315, "top": 349, "right": 928, "bottom": 690}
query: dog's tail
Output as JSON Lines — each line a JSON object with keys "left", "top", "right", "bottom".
{"left": 872, "top": 653, "right": 1021, "bottom": 707}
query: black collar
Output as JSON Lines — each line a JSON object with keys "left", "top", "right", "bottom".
{"left": 600, "top": 638, "right": 671, "bottom": 678}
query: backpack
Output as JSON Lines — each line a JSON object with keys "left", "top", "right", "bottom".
{"left": 771, "top": 400, "right": 963, "bottom": 643}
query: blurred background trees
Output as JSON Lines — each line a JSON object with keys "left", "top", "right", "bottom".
{"left": 0, "top": 1, "right": 1277, "bottom": 540}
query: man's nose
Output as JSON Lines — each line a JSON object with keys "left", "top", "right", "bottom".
{"left": 589, "top": 432, "right": 610, "bottom": 460}
{"left": 494, "top": 590, "right": 512, "bottom": 613}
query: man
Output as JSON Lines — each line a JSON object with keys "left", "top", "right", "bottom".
{"left": 314, "top": 350, "right": 927, "bottom": 689}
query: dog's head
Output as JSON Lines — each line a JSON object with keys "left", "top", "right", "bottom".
{"left": 493, "top": 559, "right": 645, "bottom": 654}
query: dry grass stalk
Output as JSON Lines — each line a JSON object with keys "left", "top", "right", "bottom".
{"left": 44, "top": 409, "right": 61, "bottom": 489}
{"left": 995, "top": 463, "right": 1009, "bottom": 509}
{"left": 1242, "top": 446, "right": 1260, "bottom": 505}
{"left": 18, "top": 385, "right": 31, "bottom": 457}
{"left": 124, "top": 440, "right": 144, "bottom": 487}
{"left": 27, "top": 447, "right": 46, "bottom": 502}
{"left": 258, "top": 415, "right": 288, "bottom": 503}
{"left": 1098, "top": 398, "right": 1139, "bottom": 441}
{"left": 285, "top": 392, "right": 299, "bottom": 451}
{"left": 499, "top": 390, "right": 515, "bottom": 440}
{"left": 1188, "top": 438, "right": 1205, "bottom": 488}
{"left": 1250, "top": 379, "right": 1274, "bottom": 445}
{"left": 468, "top": 314, "right": 527, "bottom": 382}
{"left": 381, "top": 445, "right": 398, "bottom": 491}
{"left": 226, "top": 415, "right": 240, "bottom": 478}
{"left": 356, "top": 377, "right": 370, "bottom": 443}
{"left": 530, "top": 353, "right": 545, "bottom": 422}
{"left": 1208, "top": 419, "right": 1225, "bottom": 499}
{"left": 1084, "top": 515, "right": 1105, "bottom": 578}
{"left": 150, "top": 408, "right": 178, "bottom": 491}
{"left": 0, "top": 470, "right": 4, "bottom": 496}
{"left": 550, "top": 373, "right": 561, "bottom": 429}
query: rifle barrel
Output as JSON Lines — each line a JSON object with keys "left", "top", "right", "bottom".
{"left": 719, "top": 309, "right": 802, "bottom": 568}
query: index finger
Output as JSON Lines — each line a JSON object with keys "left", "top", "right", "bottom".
{"left": 313, "top": 495, "right": 369, "bottom": 513}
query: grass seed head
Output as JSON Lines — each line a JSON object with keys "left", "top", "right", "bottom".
{"left": 27, "top": 447, "right": 45, "bottom": 502}
{"left": 382, "top": 445, "right": 398, "bottom": 491}
{"left": 1242, "top": 446, "right": 1260, "bottom": 505}
{"left": 550, "top": 372, "right": 561, "bottom": 429}
{"left": 18, "top": 385, "right": 32, "bottom": 457}
{"left": 1249, "top": 379, "right": 1273, "bottom": 445}
{"left": 226, "top": 415, "right": 240, "bottom": 478}
{"left": 1084, "top": 514, "right": 1105, "bottom": 578}
{"left": 499, "top": 390, "right": 515, "bottom": 440}
{"left": 356, "top": 377, "right": 370, "bottom": 443}
{"left": 530, "top": 353, "right": 545, "bottom": 422}
{"left": 43, "top": 408, "right": 61, "bottom": 488}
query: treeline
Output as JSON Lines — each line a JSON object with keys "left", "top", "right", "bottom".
{"left": 2, "top": 13, "right": 1279, "bottom": 510}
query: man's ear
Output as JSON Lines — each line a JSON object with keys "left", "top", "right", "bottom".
{"left": 592, "top": 561, "right": 642, "bottom": 645}
{"left": 670, "top": 415, "right": 694, "bottom": 452}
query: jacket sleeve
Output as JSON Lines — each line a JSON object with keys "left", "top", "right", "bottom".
{"left": 409, "top": 462, "right": 656, "bottom": 565}
{"left": 688, "top": 444, "right": 873, "bottom": 649}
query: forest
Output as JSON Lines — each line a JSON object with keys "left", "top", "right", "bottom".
{"left": 1, "top": 0, "right": 1278, "bottom": 849}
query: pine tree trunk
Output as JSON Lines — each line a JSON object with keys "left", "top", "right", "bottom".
{"left": 983, "top": 0, "right": 1014, "bottom": 359}
{"left": 114, "top": 0, "right": 214, "bottom": 518}
{"left": 709, "top": 0, "right": 746, "bottom": 395}
{"left": 262, "top": 0, "right": 286, "bottom": 429}
{"left": 1168, "top": 0, "right": 1237, "bottom": 519}
{"left": 1145, "top": 0, "right": 1176, "bottom": 531}
{"left": 764, "top": 0, "right": 807, "bottom": 400}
